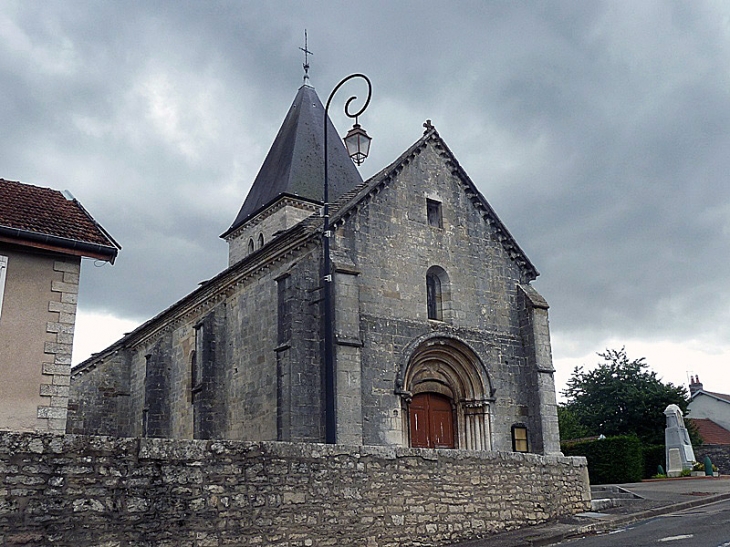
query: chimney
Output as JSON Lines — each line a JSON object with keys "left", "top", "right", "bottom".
{"left": 689, "top": 375, "right": 703, "bottom": 396}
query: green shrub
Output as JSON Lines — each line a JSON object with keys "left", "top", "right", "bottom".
{"left": 562, "top": 435, "right": 643, "bottom": 484}
{"left": 641, "top": 444, "right": 665, "bottom": 479}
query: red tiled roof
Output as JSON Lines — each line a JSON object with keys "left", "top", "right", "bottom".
{"left": 689, "top": 418, "right": 730, "bottom": 445}
{"left": 0, "top": 178, "right": 119, "bottom": 260}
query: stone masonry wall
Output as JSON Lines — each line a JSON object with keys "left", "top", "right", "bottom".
{"left": 0, "top": 432, "right": 590, "bottom": 547}
{"left": 695, "top": 445, "right": 730, "bottom": 475}
{"left": 40, "top": 258, "right": 82, "bottom": 434}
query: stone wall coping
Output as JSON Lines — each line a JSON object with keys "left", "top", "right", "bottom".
{"left": 0, "top": 431, "right": 586, "bottom": 467}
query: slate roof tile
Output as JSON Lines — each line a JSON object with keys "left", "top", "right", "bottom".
{"left": 223, "top": 85, "right": 363, "bottom": 237}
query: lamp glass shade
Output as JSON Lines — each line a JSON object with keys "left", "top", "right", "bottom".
{"left": 344, "top": 123, "right": 371, "bottom": 165}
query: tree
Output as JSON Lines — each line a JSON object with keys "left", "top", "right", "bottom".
{"left": 561, "top": 348, "right": 691, "bottom": 445}
{"left": 557, "top": 405, "right": 589, "bottom": 441}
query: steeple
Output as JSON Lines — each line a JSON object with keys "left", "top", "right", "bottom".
{"left": 221, "top": 84, "right": 364, "bottom": 263}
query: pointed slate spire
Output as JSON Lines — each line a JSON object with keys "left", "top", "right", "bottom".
{"left": 224, "top": 84, "right": 363, "bottom": 237}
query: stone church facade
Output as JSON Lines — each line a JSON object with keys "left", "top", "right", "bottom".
{"left": 68, "top": 83, "right": 560, "bottom": 455}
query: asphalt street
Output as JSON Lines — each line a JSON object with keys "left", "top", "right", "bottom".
{"left": 560, "top": 498, "right": 730, "bottom": 546}
{"left": 451, "top": 476, "right": 730, "bottom": 547}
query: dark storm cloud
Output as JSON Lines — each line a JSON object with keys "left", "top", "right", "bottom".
{"left": 2, "top": 1, "right": 729, "bottom": 359}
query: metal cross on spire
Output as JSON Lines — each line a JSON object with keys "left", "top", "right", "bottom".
{"left": 300, "top": 30, "right": 313, "bottom": 84}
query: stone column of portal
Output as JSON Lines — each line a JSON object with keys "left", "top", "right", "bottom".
{"left": 332, "top": 256, "right": 363, "bottom": 446}
{"left": 518, "top": 284, "right": 561, "bottom": 455}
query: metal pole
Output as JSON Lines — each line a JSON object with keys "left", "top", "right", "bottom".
{"left": 323, "top": 74, "right": 372, "bottom": 444}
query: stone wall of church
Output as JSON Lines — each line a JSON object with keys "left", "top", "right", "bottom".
{"left": 334, "top": 142, "right": 557, "bottom": 452}
{"left": 69, "top": 241, "right": 325, "bottom": 443}
{"left": 67, "top": 350, "right": 132, "bottom": 437}
{"left": 0, "top": 431, "right": 590, "bottom": 547}
{"left": 225, "top": 198, "right": 319, "bottom": 266}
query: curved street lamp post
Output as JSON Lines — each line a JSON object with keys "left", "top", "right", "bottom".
{"left": 323, "top": 74, "right": 372, "bottom": 444}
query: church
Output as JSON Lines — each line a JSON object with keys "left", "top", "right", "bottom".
{"left": 68, "top": 78, "right": 561, "bottom": 455}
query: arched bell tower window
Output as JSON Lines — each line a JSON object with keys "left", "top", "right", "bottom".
{"left": 247, "top": 238, "right": 255, "bottom": 255}
{"left": 258, "top": 233, "right": 264, "bottom": 249}
{"left": 426, "top": 266, "right": 450, "bottom": 322}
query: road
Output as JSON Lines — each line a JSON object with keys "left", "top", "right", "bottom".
{"left": 560, "top": 498, "right": 730, "bottom": 546}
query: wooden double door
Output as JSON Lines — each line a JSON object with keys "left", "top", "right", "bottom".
{"left": 409, "top": 392, "right": 455, "bottom": 449}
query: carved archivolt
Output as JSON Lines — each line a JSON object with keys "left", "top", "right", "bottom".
{"left": 396, "top": 335, "right": 494, "bottom": 450}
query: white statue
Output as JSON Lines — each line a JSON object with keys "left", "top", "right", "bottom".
{"left": 664, "top": 404, "right": 695, "bottom": 477}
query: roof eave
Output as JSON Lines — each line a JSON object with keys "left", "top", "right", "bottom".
{"left": 0, "top": 226, "right": 119, "bottom": 263}
{"left": 692, "top": 390, "right": 730, "bottom": 404}
{"left": 220, "top": 193, "right": 321, "bottom": 240}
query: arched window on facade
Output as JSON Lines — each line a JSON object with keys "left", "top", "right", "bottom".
{"left": 258, "top": 233, "right": 264, "bottom": 249}
{"left": 247, "top": 238, "right": 255, "bottom": 255}
{"left": 426, "top": 266, "right": 449, "bottom": 321}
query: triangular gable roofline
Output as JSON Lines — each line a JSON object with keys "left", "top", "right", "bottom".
{"left": 329, "top": 124, "right": 539, "bottom": 280}
{"left": 691, "top": 390, "right": 730, "bottom": 404}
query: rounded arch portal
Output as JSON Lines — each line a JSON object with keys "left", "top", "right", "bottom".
{"left": 396, "top": 335, "right": 493, "bottom": 450}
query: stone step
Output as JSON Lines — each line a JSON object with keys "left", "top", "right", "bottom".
{"left": 591, "top": 485, "right": 643, "bottom": 499}
{"left": 590, "top": 485, "right": 644, "bottom": 510}
{"left": 591, "top": 498, "right": 618, "bottom": 511}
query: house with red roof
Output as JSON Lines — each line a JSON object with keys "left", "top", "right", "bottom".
{"left": 687, "top": 375, "right": 730, "bottom": 436}
{"left": 690, "top": 418, "right": 730, "bottom": 446}
{"left": 687, "top": 375, "right": 730, "bottom": 472}
{"left": 0, "top": 178, "right": 119, "bottom": 433}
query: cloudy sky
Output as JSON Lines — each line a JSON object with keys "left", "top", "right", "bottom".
{"left": 3, "top": 1, "right": 729, "bottom": 400}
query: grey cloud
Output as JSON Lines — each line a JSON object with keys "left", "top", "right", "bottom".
{"left": 2, "top": 1, "right": 729, "bottom": 359}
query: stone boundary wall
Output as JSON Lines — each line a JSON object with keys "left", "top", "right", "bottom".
{"left": 0, "top": 432, "right": 590, "bottom": 547}
{"left": 695, "top": 445, "right": 730, "bottom": 474}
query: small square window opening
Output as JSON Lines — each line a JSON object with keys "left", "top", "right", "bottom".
{"left": 426, "top": 199, "right": 442, "bottom": 228}
{"left": 512, "top": 425, "right": 529, "bottom": 453}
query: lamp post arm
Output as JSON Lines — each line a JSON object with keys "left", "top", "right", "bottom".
{"left": 322, "top": 73, "right": 372, "bottom": 445}
{"left": 325, "top": 73, "right": 372, "bottom": 121}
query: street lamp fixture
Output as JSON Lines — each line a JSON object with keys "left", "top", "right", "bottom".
{"left": 344, "top": 122, "right": 372, "bottom": 165}
{"left": 323, "top": 73, "right": 372, "bottom": 444}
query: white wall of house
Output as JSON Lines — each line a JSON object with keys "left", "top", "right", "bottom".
{"left": 688, "top": 394, "right": 730, "bottom": 432}
{"left": 0, "top": 247, "right": 80, "bottom": 433}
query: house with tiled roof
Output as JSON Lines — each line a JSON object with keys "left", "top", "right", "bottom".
{"left": 689, "top": 418, "right": 730, "bottom": 446}
{"left": 0, "top": 178, "right": 119, "bottom": 433}
{"left": 687, "top": 375, "right": 730, "bottom": 472}
{"left": 687, "top": 375, "right": 730, "bottom": 433}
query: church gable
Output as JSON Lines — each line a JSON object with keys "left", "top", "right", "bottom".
{"left": 319, "top": 125, "right": 556, "bottom": 451}
{"left": 331, "top": 125, "right": 538, "bottom": 282}
{"left": 330, "top": 125, "right": 538, "bottom": 331}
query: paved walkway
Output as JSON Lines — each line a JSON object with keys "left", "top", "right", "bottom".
{"left": 449, "top": 476, "right": 730, "bottom": 547}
